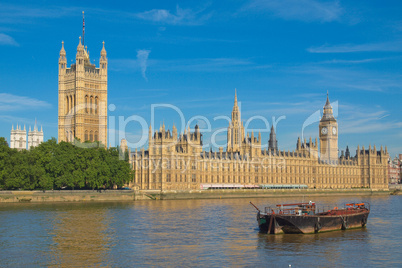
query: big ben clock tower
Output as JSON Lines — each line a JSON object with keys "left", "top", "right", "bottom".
{"left": 319, "top": 93, "right": 338, "bottom": 162}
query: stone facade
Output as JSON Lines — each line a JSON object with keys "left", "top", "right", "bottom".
{"left": 58, "top": 38, "right": 108, "bottom": 146}
{"left": 130, "top": 94, "right": 389, "bottom": 191}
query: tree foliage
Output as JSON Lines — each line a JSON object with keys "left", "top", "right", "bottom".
{"left": 0, "top": 137, "right": 133, "bottom": 190}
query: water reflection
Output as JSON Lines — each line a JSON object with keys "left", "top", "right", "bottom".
{"left": 48, "top": 203, "right": 115, "bottom": 267}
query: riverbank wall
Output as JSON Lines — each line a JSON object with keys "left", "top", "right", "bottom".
{"left": 0, "top": 188, "right": 391, "bottom": 203}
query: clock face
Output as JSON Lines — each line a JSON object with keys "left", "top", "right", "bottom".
{"left": 332, "top": 127, "right": 337, "bottom": 135}
{"left": 321, "top": 127, "right": 328, "bottom": 135}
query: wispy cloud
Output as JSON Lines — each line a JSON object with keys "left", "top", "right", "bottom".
{"left": 0, "top": 33, "right": 18, "bottom": 46}
{"left": 134, "top": 5, "right": 212, "bottom": 25}
{"left": 340, "top": 106, "right": 402, "bottom": 134}
{"left": 286, "top": 63, "right": 402, "bottom": 93}
{"left": 0, "top": 3, "right": 77, "bottom": 24}
{"left": 319, "top": 58, "right": 386, "bottom": 64}
{"left": 110, "top": 57, "right": 270, "bottom": 73}
{"left": 0, "top": 93, "right": 51, "bottom": 111}
{"left": 137, "top": 49, "right": 151, "bottom": 81}
{"left": 308, "top": 41, "right": 402, "bottom": 53}
{"left": 242, "top": 0, "right": 342, "bottom": 22}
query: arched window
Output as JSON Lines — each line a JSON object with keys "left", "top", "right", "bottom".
{"left": 90, "top": 131, "right": 93, "bottom": 142}
{"left": 85, "top": 130, "right": 88, "bottom": 141}
{"left": 66, "top": 131, "right": 69, "bottom": 142}
{"left": 90, "top": 96, "right": 93, "bottom": 114}
{"left": 95, "top": 97, "right": 98, "bottom": 115}
{"left": 85, "top": 95, "right": 89, "bottom": 113}
{"left": 66, "top": 96, "right": 69, "bottom": 114}
{"left": 70, "top": 95, "right": 73, "bottom": 112}
{"left": 94, "top": 131, "right": 98, "bottom": 142}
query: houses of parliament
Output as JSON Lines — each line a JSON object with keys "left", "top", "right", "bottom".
{"left": 58, "top": 35, "right": 389, "bottom": 192}
{"left": 130, "top": 92, "right": 389, "bottom": 191}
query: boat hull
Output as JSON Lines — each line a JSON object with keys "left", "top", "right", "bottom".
{"left": 258, "top": 210, "right": 369, "bottom": 234}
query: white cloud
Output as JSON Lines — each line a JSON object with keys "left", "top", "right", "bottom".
{"left": 243, "top": 0, "right": 342, "bottom": 22}
{"left": 308, "top": 41, "right": 402, "bottom": 53}
{"left": 135, "top": 5, "right": 212, "bottom": 25}
{"left": 0, "top": 93, "right": 51, "bottom": 111}
{"left": 137, "top": 49, "right": 151, "bottom": 81}
{"left": 0, "top": 33, "right": 18, "bottom": 46}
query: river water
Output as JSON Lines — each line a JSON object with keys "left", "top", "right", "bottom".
{"left": 0, "top": 195, "right": 401, "bottom": 267}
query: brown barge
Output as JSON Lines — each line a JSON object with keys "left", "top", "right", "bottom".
{"left": 251, "top": 201, "right": 370, "bottom": 234}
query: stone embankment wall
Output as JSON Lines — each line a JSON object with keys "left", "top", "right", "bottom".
{"left": 389, "top": 184, "right": 402, "bottom": 195}
{"left": 0, "top": 188, "right": 390, "bottom": 203}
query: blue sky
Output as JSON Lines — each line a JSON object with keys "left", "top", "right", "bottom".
{"left": 0, "top": 0, "right": 401, "bottom": 157}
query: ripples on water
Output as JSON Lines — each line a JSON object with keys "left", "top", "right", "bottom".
{"left": 0, "top": 196, "right": 400, "bottom": 267}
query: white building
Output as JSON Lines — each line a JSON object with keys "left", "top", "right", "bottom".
{"left": 10, "top": 122, "right": 44, "bottom": 150}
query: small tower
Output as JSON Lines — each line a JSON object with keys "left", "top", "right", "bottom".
{"left": 268, "top": 125, "right": 278, "bottom": 153}
{"left": 319, "top": 92, "right": 338, "bottom": 162}
{"left": 345, "top": 146, "right": 350, "bottom": 159}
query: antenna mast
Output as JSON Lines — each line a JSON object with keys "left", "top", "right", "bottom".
{"left": 82, "top": 11, "right": 85, "bottom": 47}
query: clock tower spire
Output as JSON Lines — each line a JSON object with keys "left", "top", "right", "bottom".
{"left": 319, "top": 92, "right": 338, "bottom": 163}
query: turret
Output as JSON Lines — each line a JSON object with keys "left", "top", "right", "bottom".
{"left": 345, "top": 146, "right": 350, "bottom": 159}
{"left": 59, "top": 41, "right": 67, "bottom": 74}
{"left": 100, "top": 41, "right": 107, "bottom": 77}
{"left": 76, "top": 36, "right": 85, "bottom": 73}
{"left": 172, "top": 124, "right": 177, "bottom": 141}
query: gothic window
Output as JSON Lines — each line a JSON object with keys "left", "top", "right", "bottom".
{"left": 90, "top": 131, "right": 93, "bottom": 142}
{"left": 192, "top": 174, "right": 196, "bottom": 183}
{"left": 167, "top": 174, "right": 171, "bottom": 183}
{"left": 70, "top": 95, "right": 73, "bottom": 112}
{"left": 66, "top": 96, "right": 69, "bottom": 114}
{"left": 85, "top": 131, "right": 88, "bottom": 141}
{"left": 95, "top": 97, "right": 98, "bottom": 114}
{"left": 90, "top": 96, "right": 93, "bottom": 114}
{"left": 94, "top": 131, "right": 98, "bottom": 142}
{"left": 85, "top": 95, "right": 89, "bottom": 113}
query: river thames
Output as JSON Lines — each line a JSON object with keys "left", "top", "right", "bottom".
{"left": 0, "top": 195, "right": 401, "bottom": 267}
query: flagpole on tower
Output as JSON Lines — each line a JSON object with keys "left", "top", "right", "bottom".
{"left": 82, "top": 11, "right": 85, "bottom": 47}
